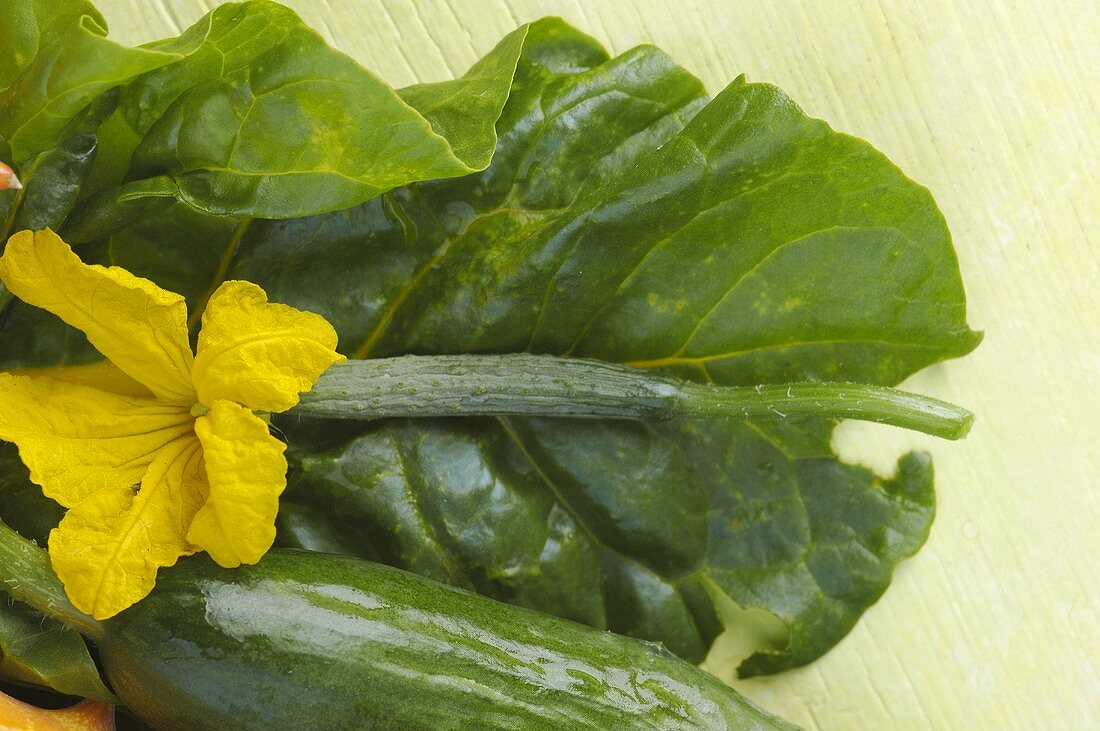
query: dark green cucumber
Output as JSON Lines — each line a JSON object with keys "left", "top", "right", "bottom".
{"left": 100, "top": 550, "right": 797, "bottom": 730}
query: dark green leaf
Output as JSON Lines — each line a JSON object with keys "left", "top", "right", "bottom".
{"left": 5, "top": 91, "right": 118, "bottom": 236}
{"left": 0, "top": 598, "right": 115, "bottom": 703}
{"left": 0, "top": 299, "right": 97, "bottom": 370}
{"left": 275, "top": 502, "right": 382, "bottom": 560}
{"left": 92, "top": 204, "right": 244, "bottom": 318}
{"left": 0, "top": 87, "right": 117, "bottom": 324}
{"left": 234, "top": 22, "right": 708, "bottom": 354}
{"left": 283, "top": 418, "right": 607, "bottom": 628}
{"left": 71, "top": 107, "right": 141, "bottom": 203}
{"left": 0, "top": 443, "right": 64, "bottom": 546}
{"left": 59, "top": 176, "right": 177, "bottom": 244}
{"left": 258, "top": 18, "right": 975, "bottom": 674}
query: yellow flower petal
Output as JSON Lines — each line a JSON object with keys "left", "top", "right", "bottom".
{"left": 0, "top": 229, "right": 195, "bottom": 402}
{"left": 10, "top": 360, "right": 153, "bottom": 397}
{"left": 49, "top": 436, "right": 205, "bottom": 620}
{"left": 187, "top": 400, "right": 287, "bottom": 568}
{"left": 190, "top": 280, "right": 344, "bottom": 413}
{"left": 0, "top": 374, "right": 193, "bottom": 507}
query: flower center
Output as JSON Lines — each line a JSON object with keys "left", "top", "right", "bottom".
{"left": 190, "top": 403, "right": 210, "bottom": 418}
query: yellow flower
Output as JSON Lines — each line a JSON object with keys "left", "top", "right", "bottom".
{"left": 0, "top": 229, "right": 345, "bottom": 619}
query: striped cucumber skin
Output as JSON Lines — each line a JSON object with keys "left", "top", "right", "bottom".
{"left": 101, "top": 550, "right": 797, "bottom": 730}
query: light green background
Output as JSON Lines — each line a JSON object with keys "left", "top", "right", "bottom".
{"left": 94, "top": 1, "right": 1100, "bottom": 727}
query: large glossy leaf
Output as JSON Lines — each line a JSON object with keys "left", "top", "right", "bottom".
{"left": 0, "top": 15, "right": 978, "bottom": 676}
{"left": 62, "top": 0, "right": 527, "bottom": 237}
{"left": 238, "top": 19, "right": 975, "bottom": 673}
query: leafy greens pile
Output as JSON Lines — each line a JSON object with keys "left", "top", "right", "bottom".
{"left": 0, "top": 0, "right": 978, "bottom": 708}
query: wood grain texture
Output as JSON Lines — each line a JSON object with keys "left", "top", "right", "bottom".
{"left": 91, "top": 0, "right": 1100, "bottom": 727}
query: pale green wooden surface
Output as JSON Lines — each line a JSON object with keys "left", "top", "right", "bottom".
{"left": 93, "top": 1, "right": 1100, "bottom": 727}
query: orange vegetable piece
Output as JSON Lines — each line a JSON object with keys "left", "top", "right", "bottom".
{"left": 0, "top": 162, "right": 20, "bottom": 191}
{"left": 0, "top": 690, "right": 114, "bottom": 731}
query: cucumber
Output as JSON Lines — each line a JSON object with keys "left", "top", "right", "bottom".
{"left": 100, "top": 550, "right": 797, "bottom": 730}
